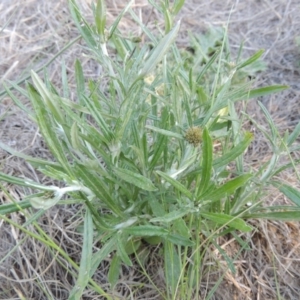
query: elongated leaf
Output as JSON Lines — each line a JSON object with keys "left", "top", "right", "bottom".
{"left": 287, "top": 120, "right": 300, "bottom": 146}
{"left": 140, "top": 20, "right": 180, "bottom": 77}
{"left": 0, "top": 200, "right": 32, "bottom": 215}
{"left": 3, "top": 82, "right": 33, "bottom": 117}
{"left": 90, "top": 235, "right": 117, "bottom": 276}
{"left": 27, "top": 82, "right": 74, "bottom": 178}
{"left": 212, "top": 241, "right": 235, "bottom": 274}
{"left": 29, "top": 193, "right": 62, "bottom": 210}
{"left": 146, "top": 125, "right": 183, "bottom": 139}
{"left": 200, "top": 212, "right": 252, "bottom": 232}
{"left": 75, "top": 164, "right": 123, "bottom": 216}
{"left": 245, "top": 210, "right": 300, "bottom": 221}
{"left": 61, "top": 60, "right": 69, "bottom": 98}
{"left": 279, "top": 184, "right": 300, "bottom": 207}
{"left": 163, "top": 7, "right": 172, "bottom": 34}
{"left": 150, "top": 207, "right": 190, "bottom": 223}
{"left": 75, "top": 59, "right": 85, "bottom": 103}
{"left": 69, "top": 0, "right": 97, "bottom": 50}
{"left": 200, "top": 174, "right": 252, "bottom": 202}
{"left": 0, "top": 172, "right": 56, "bottom": 191}
{"left": 196, "top": 49, "right": 220, "bottom": 83}
{"left": 149, "top": 134, "right": 167, "bottom": 169}
{"left": 95, "top": 0, "right": 106, "bottom": 38}
{"left": 31, "top": 71, "right": 65, "bottom": 125}
{"left": 156, "top": 170, "right": 193, "bottom": 199}
{"left": 172, "top": 218, "right": 190, "bottom": 238}
{"left": 124, "top": 225, "right": 168, "bottom": 237}
{"left": 70, "top": 122, "right": 82, "bottom": 150}
{"left": 81, "top": 94, "right": 113, "bottom": 142}
{"left": 213, "top": 132, "right": 253, "bottom": 169}
{"left": 113, "top": 167, "right": 157, "bottom": 191}
{"left": 198, "top": 127, "right": 213, "bottom": 196}
{"left": 258, "top": 101, "right": 277, "bottom": 144}
{"left": 246, "top": 85, "right": 288, "bottom": 99}
{"left": 164, "top": 233, "right": 194, "bottom": 246}
{"left": 164, "top": 240, "right": 181, "bottom": 295}
{"left": 68, "top": 209, "right": 93, "bottom": 300}
{"left": 172, "top": 0, "right": 185, "bottom": 15}
{"left": 236, "top": 49, "right": 264, "bottom": 70}
{"left": 109, "top": 0, "right": 134, "bottom": 38}
{"left": 117, "top": 235, "right": 133, "bottom": 266}
{"left": 107, "top": 255, "right": 121, "bottom": 288}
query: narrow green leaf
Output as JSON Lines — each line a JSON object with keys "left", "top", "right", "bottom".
{"left": 163, "top": 7, "right": 172, "bottom": 34}
{"left": 108, "top": 0, "right": 134, "bottom": 38}
{"left": 3, "top": 82, "right": 33, "bottom": 117}
{"left": 150, "top": 208, "right": 190, "bottom": 223}
{"left": 124, "top": 225, "right": 168, "bottom": 237}
{"left": 287, "top": 120, "right": 300, "bottom": 146}
{"left": 164, "top": 233, "right": 194, "bottom": 246}
{"left": 172, "top": 218, "right": 190, "bottom": 239}
{"left": 59, "top": 96, "right": 90, "bottom": 114}
{"left": 90, "top": 235, "right": 117, "bottom": 276}
{"left": 61, "top": 60, "right": 69, "bottom": 98}
{"left": 107, "top": 255, "right": 121, "bottom": 288}
{"left": 156, "top": 170, "right": 193, "bottom": 199}
{"left": 70, "top": 122, "right": 82, "bottom": 150}
{"left": 68, "top": 209, "right": 93, "bottom": 300}
{"left": 164, "top": 240, "right": 181, "bottom": 295}
{"left": 236, "top": 49, "right": 264, "bottom": 70}
{"left": 172, "top": 0, "right": 185, "bottom": 15}
{"left": 198, "top": 127, "right": 213, "bottom": 196}
{"left": 149, "top": 134, "right": 167, "bottom": 169}
{"left": 279, "top": 184, "right": 300, "bottom": 207}
{"left": 258, "top": 101, "right": 277, "bottom": 143}
{"left": 200, "top": 174, "right": 252, "bottom": 202}
{"left": 0, "top": 172, "right": 56, "bottom": 191}
{"left": 75, "top": 164, "right": 123, "bottom": 217}
{"left": 200, "top": 212, "right": 252, "bottom": 232}
{"left": 75, "top": 59, "right": 85, "bottom": 103}
{"left": 95, "top": 0, "right": 106, "bottom": 38}
{"left": 0, "top": 200, "right": 32, "bottom": 215}
{"left": 213, "top": 132, "right": 253, "bottom": 169}
{"left": 29, "top": 193, "right": 62, "bottom": 210}
{"left": 196, "top": 49, "right": 220, "bottom": 83}
{"left": 81, "top": 94, "right": 113, "bottom": 142}
{"left": 31, "top": 71, "right": 65, "bottom": 125}
{"left": 212, "top": 241, "right": 235, "bottom": 274}
{"left": 246, "top": 85, "right": 289, "bottom": 99}
{"left": 146, "top": 125, "right": 183, "bottom": 139}
{"left": 140, "top": 20, "right": 181, "bottom": 77}
{"left": 245, "top": 210, "right": 300, "bottom": 221}
{"left": 69, "top": 0, "right": 97, "bottom": 50}
{"left": 117, "top": 235, "right": 133, "bottom": 266}
{"left": 27, "top": 82, "right": 74, "bottom": 178}
{"left": 149, "top": 196, "right": 166, "bottom": 217}
{"left": 113, "top": 167, "right": 157, "bottom": 191}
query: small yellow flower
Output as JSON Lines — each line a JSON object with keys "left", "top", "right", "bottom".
{"left": 155, "top": 83, "right": 165, "bottom": 96}
{"left": 185, "top": 126, "right": 202, "bottom": 146}
{"left": 217, "top": 106, "right": 228, "bottom": 123}
{"left": 144, "top": 74, "right": 155, "bottom": 85}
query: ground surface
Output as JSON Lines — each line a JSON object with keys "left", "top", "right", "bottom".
{"left": 1, "top": 0, "right": 300, "bottom": 299}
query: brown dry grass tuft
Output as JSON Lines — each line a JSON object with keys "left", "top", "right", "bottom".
{"left": 1, "top": 0, "right": 300, "bottom": 299}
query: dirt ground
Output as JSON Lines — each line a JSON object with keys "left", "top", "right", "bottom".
{"left": 1, "top": 0, "right": 300, "bottom": 299}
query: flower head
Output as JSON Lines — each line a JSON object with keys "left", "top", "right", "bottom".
{"left": 185, "top": 126, "right": 202, "bottom": 146}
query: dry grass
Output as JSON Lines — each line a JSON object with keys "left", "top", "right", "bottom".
{"left": 1, "top": 0, "right": 300, "bottom": 299}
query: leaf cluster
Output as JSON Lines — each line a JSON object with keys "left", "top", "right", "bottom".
{"left": 1, "top": 0, "right": 300, "bottom": 298}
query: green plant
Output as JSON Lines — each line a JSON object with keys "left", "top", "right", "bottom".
{"left": 1, "top": 0, "right": 300, "bottom": 299}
